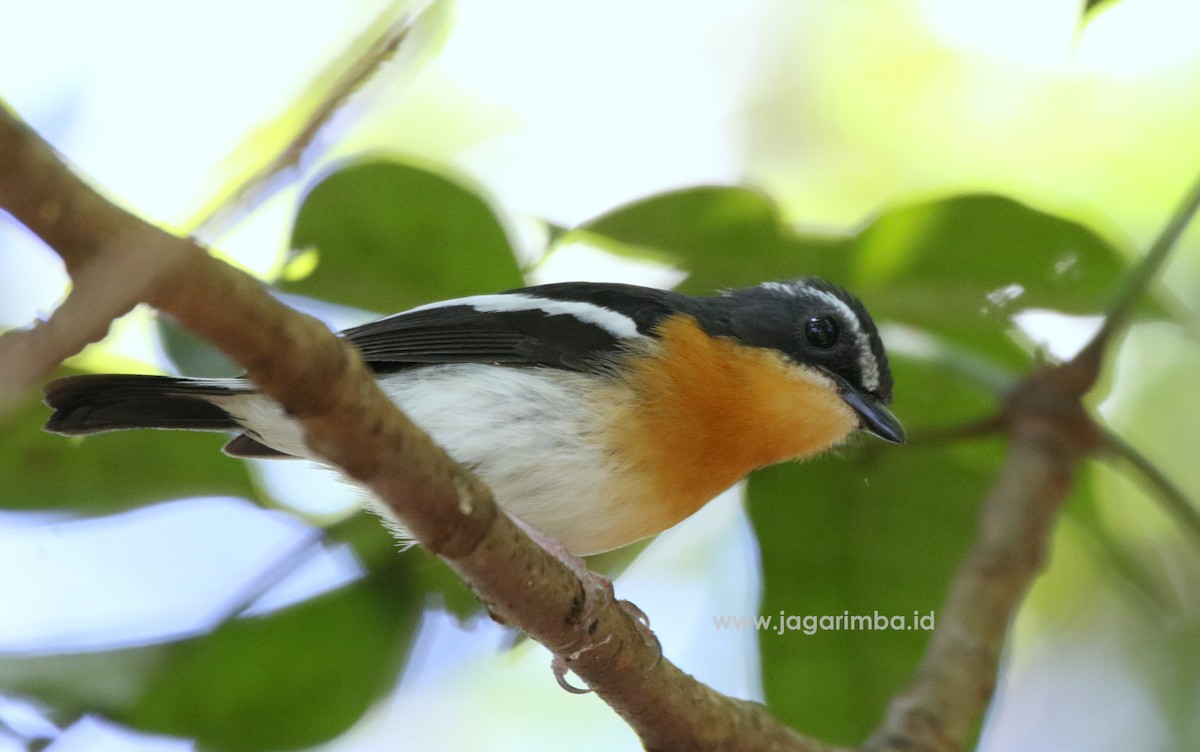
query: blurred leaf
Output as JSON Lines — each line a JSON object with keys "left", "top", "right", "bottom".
{"left": 1064, "top": 325, "right": 1200, "bottom": 742}
{"left": 328, "top": 510, "right": 481, "bottom": 622}
{"left": 158, "top": 318, "right": 240, "bottom": 378}
{"left": 579, "top": 190, "right": 1144, "bottom": 368}
{"left": 586, "top": 537, "right": 654, "bottom": 581}
{"left": 0, "top": 646, "right": 172, "bottom": 725}
{"left": 1063, "top": 498, "right": 1200, "bottom": 751}
{"left": 1100, "top": 324, "right": 1200, "bottom": 518}
{"left": 1, "top": 555, "right": 422, "bottom": 752}
{"left": 1152, "top": 624, "right": 1200, "bottom": 750}
{"left": 887, "top": 351, "right": 1004, "bottom": 432}
{"left": 288, "top": 160, "right": 524, "bottom": 312}
{"left": 747, "top": 438, "right": 1003, "bottom": 744}
{"left": 1081, "top": 0, "right": 1118, "bottom": 22}
{"left": 189, "top": 1, "right": 453, "bottom": 240}
{"left": 128, "top": 558, "right": 419, "bottom": 751}
{"left": 1061, "top": 466, "right": 1184, "bottom": 616}
{"left": 850, "top": 194, "right": 1141, "bottom": 365}
{"left": 577, "top": 186, "right": 850, "bottom": 293}
{"left": 413, "top": 554, "right": 483, "bottom": 622}
{"left": 0, "top": 388, "right": 263, "bottom": 514}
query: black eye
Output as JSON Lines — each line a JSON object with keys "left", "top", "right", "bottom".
{"left": 804, "top": 316, "right": 839, "bottom": 349}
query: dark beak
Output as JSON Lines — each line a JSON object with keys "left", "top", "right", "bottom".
{"left": 836, "top": 380, "right": 906, "bottom": 444}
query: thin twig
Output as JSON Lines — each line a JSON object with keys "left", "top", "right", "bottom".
{"left": 1080, "top": 0, "right": 1113, "bottom": 19}
{"left": 1079, "top": 170, "right": 1200, "bottom": 365}
{"left": 1101, "top": 428, "right": 1200, "bottom": 554}
{"left": 864, "top": 172, "right": 1200, "bottom": 750}
{"left": 207, "top": 528, "right": 326, "bottom": 624}
{"left": 190, "top": 2, "right": 437, "bottom": 241}
{"left": 1070, "top": 507, "right": 1185, "bottom": 618}
{"left": 865, "top": 363, "right": 1103, "bottom": 752}
{"left": 0, "top": 104, "right": 184, "bottom": 417}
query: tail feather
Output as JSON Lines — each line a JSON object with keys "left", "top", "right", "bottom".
{"left": 44, "top": 374, "right": 249, "bottom": 435}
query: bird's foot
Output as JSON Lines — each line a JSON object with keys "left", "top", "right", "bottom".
{"left": 507, "top": 514, "right": 662, "bottom": 693}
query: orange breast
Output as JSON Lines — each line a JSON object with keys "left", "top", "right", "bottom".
{"left": 599, "top": 314, "right": 859, "bottom": 538}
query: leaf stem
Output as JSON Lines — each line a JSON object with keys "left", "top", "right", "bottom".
{"left": 1084, "top": 171, "right": 1200, "bottom": 358}
{"left": 1102, "top": 428, "right": 1200, "bottom": 554}
{"left": 189, "top": 2, "right": 437, "bottom": 241}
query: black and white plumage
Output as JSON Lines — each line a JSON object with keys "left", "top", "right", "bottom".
{"left": 45, "top": 279, "right": 901, "bottom": 555}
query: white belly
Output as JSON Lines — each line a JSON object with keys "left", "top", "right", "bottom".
{"left": 217, "top": 364, "right": 641, "bottom": 554}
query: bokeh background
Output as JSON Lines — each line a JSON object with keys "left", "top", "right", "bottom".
{"left": 2, "top": 1, "right": 1199, "bottom": 750}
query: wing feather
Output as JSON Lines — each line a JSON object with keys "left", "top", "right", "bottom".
{"left": 338, "top": 284, "right": 695, "bottom": 372}
{"left": 340, "top": 298, "right": 634, "bottom": 373}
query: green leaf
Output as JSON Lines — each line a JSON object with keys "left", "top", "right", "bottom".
{"left": 412, "top": 553, "right": 483, "bottom": 622}
{"left": 1080, "top": 0, "right": 1118, "bottom": 23}
{"left": 1059, "top": 467, "right": 1181, "bottom": 616}
{"left": 578, "top": 186, "right": 850, "bottom": 293}
{"left": 186, "top": 2, "right": 454, "bottom": 240}
{"left": 288, "top": 160, "right": 524, "bottom": 312}
{"left": 158, "top": 318, "right": 240, "bottom": 378}
{"left": 0, "top": 645, "right": 172, "bottom": 726}
{"left": 328, "top": 510, "right": 482, "bottom": 623}
{"left": 747, "top": 438, "right": 1003, "bottom": 744}
{"left": 0, "top": 388, "right": 263, "bottom": 514}
{"left": 128, "top": 558, "right": 419, "bottom": 751}
{"left": 887, "top": 352, "right": 1006, "bottom": 432}
{"left": 850, "top": 194, "right": 1137, "bottom": 365}
{"left": 579, "top": 190, "right": 1142, "bottom": 369}
{"left": 1, "top": 553, "right": 422, "bottom": 752}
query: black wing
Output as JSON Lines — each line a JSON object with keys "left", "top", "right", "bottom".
{"left": 339, "top": 284, "right": 688, "bottom": 374}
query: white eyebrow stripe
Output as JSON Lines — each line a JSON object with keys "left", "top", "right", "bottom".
{"left": 758, "top": 281, "right": 795, "bottom": 295}
{"left": 405, "top": 294, "right": 646, "bottom": 340}
{"left": 804, "top": 287, "right": 882, "bottom": 394}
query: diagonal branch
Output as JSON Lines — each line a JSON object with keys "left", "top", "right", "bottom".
{"left": 9, "top": 76, "right": 1196, "bottom": 750}
{"left": 0, "top": 101, "right": 187, "bottom": 415}
{"left": 1102, "top": 428, "right": 1200, "bottom": 553}
{"left": 0, "top": 102, "right": 836, "bottom": 752}
{"left": 1076, "top": 169, "right": 1200, "bottom": 373}
{"left": 0, "top": 256, "right": 149, "bottom": 416}
{"left": 865, "top": 364, "right": 1103, "bottom": 751}
{"left": 865, "top": 171, "right": 1200, "bottom": 750}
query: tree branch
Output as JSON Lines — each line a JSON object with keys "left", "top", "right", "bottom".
{"left": 0, "top": 103, "right": 832, "bottom": 751}
{"left": 0, "top": 102, "right": 189, "bottom": 415}
{"left": 865, "top": 364, "right": 1103, "bottom": 751}
{"left": 7, "top": 85, "right": 1197, "bottom": 751}
{"left": 1078, "top": 170, "right": 1200, "bottom": 367}
{"left": 1102, "top": 428, "right": 1200, "bottom": 553}
{"left": 864, "top": 171, "right": 1200, "bottom": 750}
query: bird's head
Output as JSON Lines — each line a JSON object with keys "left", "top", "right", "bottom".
{"left": 709, "top": 278, "right": 904, "bottom": 445}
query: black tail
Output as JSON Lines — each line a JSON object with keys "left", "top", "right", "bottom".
{"left": 44, "top": 374, "right": 249, "bottom": 436}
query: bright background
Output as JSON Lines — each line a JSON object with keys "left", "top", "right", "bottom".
{"left": 2, "top": 1, "right": 1199, "bottom": 750}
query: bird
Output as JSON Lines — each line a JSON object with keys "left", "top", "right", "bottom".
{"left": 43, "top": 278, "right": 903, "bottom": 557}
